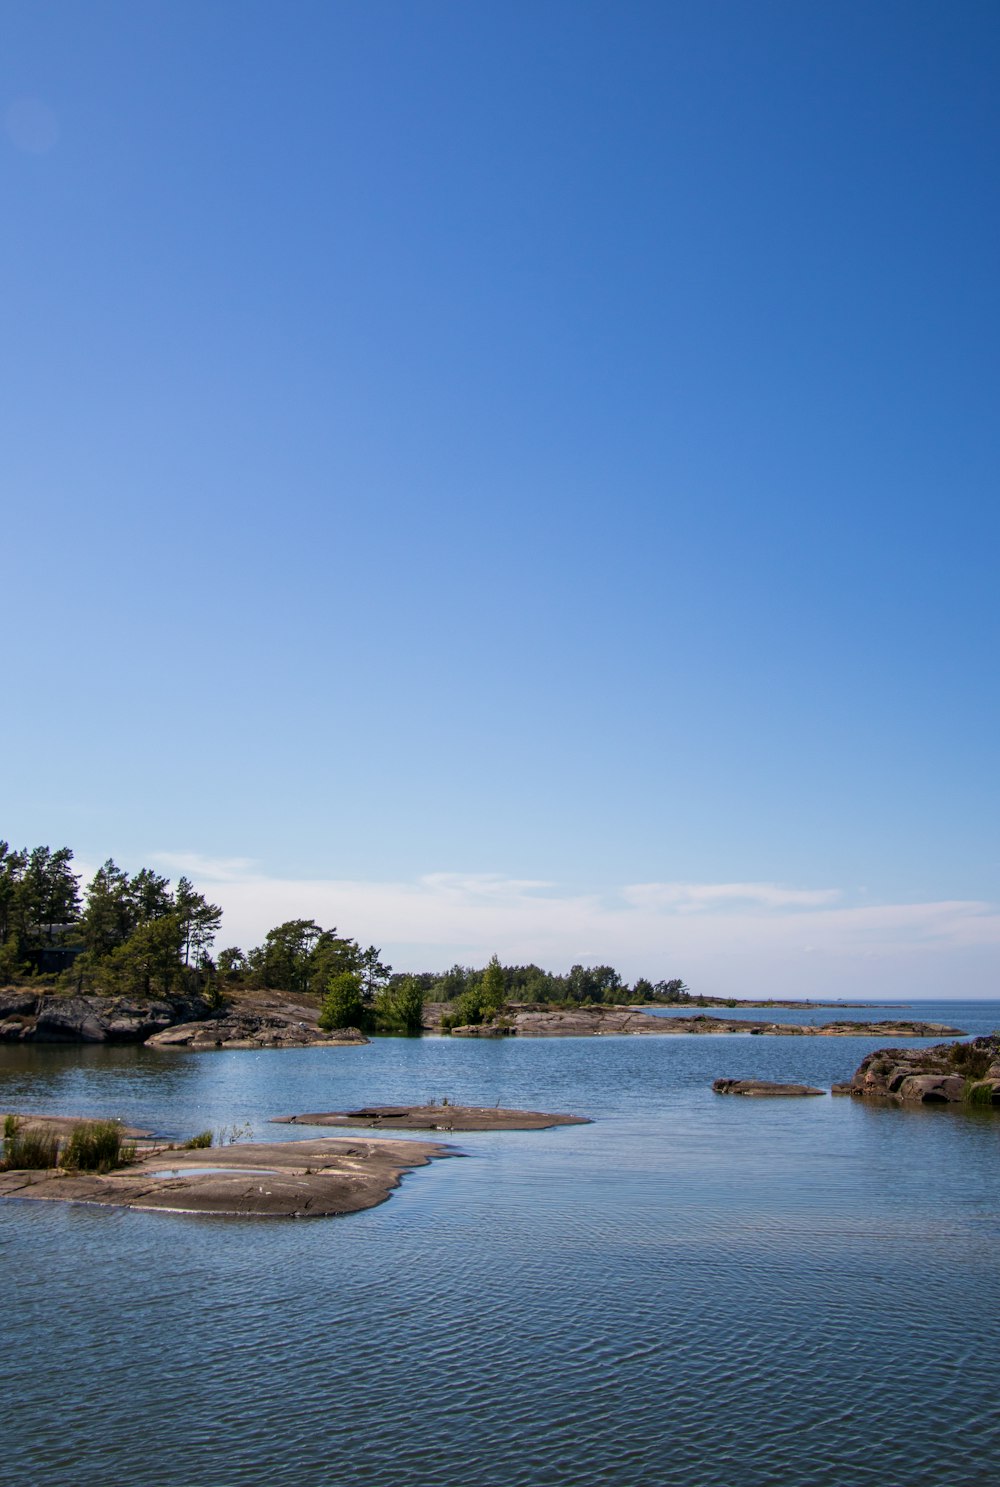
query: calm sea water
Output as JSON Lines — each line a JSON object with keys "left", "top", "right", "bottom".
{"left": 2, "top": 1000, "right": 998, "bottom": 1487}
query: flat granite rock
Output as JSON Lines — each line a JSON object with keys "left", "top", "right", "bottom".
{"left": 0, "top": 1137, "right": 453, "bottom": 1218}
{"left": 272, "top": 1104, "right": 592, "bottom": 1131}
{"left": 712, "top": 1079, "right": 825, "bottom": 1097}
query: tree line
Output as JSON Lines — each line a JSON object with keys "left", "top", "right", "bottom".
{"left": 0, "top": 839, "right": 690, "bottom": 1032}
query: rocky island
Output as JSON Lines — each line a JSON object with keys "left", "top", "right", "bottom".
{"left": 836, "top": 1034, "right": 1000, "bottom": 1105}
{"left": 272, "top": 1104, "right": 591, "bottom": 1131}
{"left": 442, "top": 1005, "right": 965, "bottom": 1038}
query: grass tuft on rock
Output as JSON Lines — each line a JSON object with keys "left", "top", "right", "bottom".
{"left": 62, "top": 1120, "right": 135, "bottom": 1173}
{"left": 2, "top": 1115, "right": 62, "bottom": 1170}
{"left": 963, "top": 1079, "right": 997, "bottom": 1107}
{"left": 183, "top": 1131, "right": 213, "bottom": 1149}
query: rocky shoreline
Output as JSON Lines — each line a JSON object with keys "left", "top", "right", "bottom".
{"left": 0, "top": 987, "right": 965, "bottom": 1048}
{"left": 0, "top": 988, "right": 367, "bottom": 1050}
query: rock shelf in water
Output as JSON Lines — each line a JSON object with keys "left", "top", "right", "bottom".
{"left": 0, "top": 1136, "right": 453, "bottom": 1218}
{"left": 272, "top": 1104, "right": 591, "bottom": 1131}
{"left": 712, "top": 1079, "right": 825, "bottom": 1097}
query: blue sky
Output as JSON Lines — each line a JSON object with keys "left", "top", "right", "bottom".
{"left": 4, "top": 2, "right": 999, "bottom": 995}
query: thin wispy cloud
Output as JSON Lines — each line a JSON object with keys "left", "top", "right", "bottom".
{"left": 622, "top": 882, "right": 843, "bottom": 911}
{"left": 136, "top": 855, "right": 1000, "bottom": 1000}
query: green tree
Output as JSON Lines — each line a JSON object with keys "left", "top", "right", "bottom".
{"left": 359, "top": 944, "right": 392, "bottom": 1000}
{"left": 247, "top": 920, "right": 360, "bottom": 996}
{"left": 479, "top": 954, "right": 507, "bottom": 1018}
{"left": 101, "top": 914, "right": 187, "bottom": 998}
{"left": 319, "top": 970, "right": 365, "bottom": 1030}
{"left": 174, "top": 876, "right": 223, "bottom": 967}
{"left": 0, "top": 843, "right": 81, "bottom": 960}
{"left": 654, "top": 978, "right": 690, "bottom": 1003}
{"left": 80, "top": 860, "right": 137, "bottom": 958}
{"left": 217, "top": 946, "right": 248, "bottom": 980}
{"left": 373, "top": 975, "right": 424, "bottom": 1034}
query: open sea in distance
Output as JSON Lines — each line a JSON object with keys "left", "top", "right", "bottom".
{"left": 2, "top": 998, "right": 998, "bottom": 1487}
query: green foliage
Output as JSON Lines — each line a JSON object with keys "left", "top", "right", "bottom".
{"left": 373, "top": 975, "right": 425, "bottom": 1034}
{"left": 174, "top": 876, "right": 223, "bottom": 968}
{"left": 653, "top": 979, "right": 691, "bottom": 1002}
{"left": 950, "top": 1040, "right": 996, "bottom": 1079}
{"left": 63, "top": 1120, "right": 134, "bottom": 1172}
{"left": 478, "top": 955, "right": 507, "bottom": 1017}
{"left": 71, "top": 858, "right": 222, "bottom": 999}
{"left": 359, "top": 944, "right": 393, "bottom": 1000}
{"left": 0, "top": 843, "right": 81, "bottom": 973}
{"left": 99, "top": 914, "right": 188, "bottom": 998}
{"left": 1, "top": 1116, "right": 61, "bottom": 1170}
{"left": 183, "top": 1131, "right": 213, "bottom": 1149}
{"left": 0, "top": 934, "right": 28, "bottom": 982}
{"left": 319, "top": 970, "right": 365, "bottom": 1030}
{"left": 217, "top": 946, "right": 248, "bottom": 980}
{"left": 244, "top": 920, "right": 362, "bottom": 998}
{"left": 963, "top": 1080, "right": 996, "bottom": 1107}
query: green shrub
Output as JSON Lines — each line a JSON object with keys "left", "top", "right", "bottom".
{"left": 2, "top": 1116, "right": 61, "bottom": 1170}
{"left": 183, "top": 1130, "right": 213, "bottom": 1149}
{"left": 63, "top": 1120, "right": 134, "bottom": 1173}
{"left": 951, "top": 1042, "right": 992, "bottom": 1079}
{"left": 319, "top": 971, "right": 365, "bottom": 1031}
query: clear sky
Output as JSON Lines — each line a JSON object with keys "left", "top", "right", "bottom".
{"left": 4, "top": 2, "right": 999, "bottom": 996}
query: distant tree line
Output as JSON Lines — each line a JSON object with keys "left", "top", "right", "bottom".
{"left": 396, "top": 959, "right": 691, "bottom": 1028}
{"left": 0, "top": 838, "right": 689, "bottom": 1033}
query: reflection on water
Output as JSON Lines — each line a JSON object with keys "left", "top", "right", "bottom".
{"left": 2, "top": 999, "right": 999, "bottom": 1487}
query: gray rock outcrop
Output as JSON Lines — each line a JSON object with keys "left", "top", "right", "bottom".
{"left": 0, "top": 990, "right": 210, "bottom": 1043}
{"left": 843, "top": 1036, "right": 1000, "bottom": 1105}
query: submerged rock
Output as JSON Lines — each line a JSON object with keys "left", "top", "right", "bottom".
{"left": 712, "top": 1079, "right": 825, "bottom": 1097}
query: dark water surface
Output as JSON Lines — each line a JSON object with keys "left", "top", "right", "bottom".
{"left": 2, "top": 1000, "right": 998, "bottom": 1487}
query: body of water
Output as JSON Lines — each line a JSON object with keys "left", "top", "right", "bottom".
{"left": 2, "top": 1000, "right": 998, "bottom": 1486}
